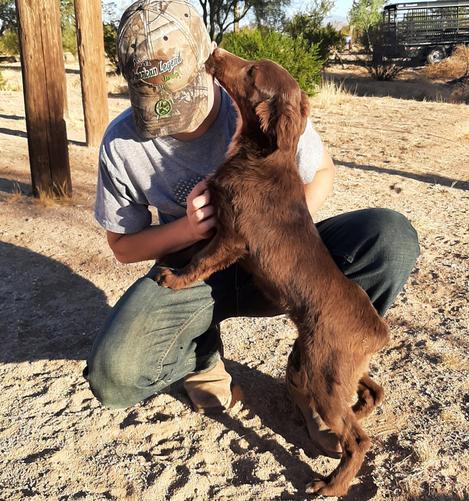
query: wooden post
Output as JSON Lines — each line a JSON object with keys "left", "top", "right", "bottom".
{"left": 15, "top": 0, "right": 72, "bottom": 197}
{"left": 74, "top": 0, "right": 109, "bottom": 147}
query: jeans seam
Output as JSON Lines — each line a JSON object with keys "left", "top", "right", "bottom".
{"left": 155, "top": 299, "right": 215, "bottom": 382}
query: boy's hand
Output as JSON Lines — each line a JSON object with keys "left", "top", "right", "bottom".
{"left": 186, "top": 179, "right": 216, "bottom": 240}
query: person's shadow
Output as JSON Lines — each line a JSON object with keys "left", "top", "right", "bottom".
{"left": 0, "top": 242, "right": 110, "bottom": 363}
{"left": 1, "top": 242, "right": 378, "bottom": 499}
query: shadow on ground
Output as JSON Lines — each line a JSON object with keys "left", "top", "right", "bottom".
{"left": 0, "top": 177, "right": 31, "bottom": 195}
{"left": 325, "top": 71, "right": 451, "bottom": 102}
{"left": 166, "top": 358, "right": 380, "bottom": 501}
{"left": 0, "top": 126, "right": 86, "bottom": 147}
{"left": 0, "top": 242, "right": 110, "bottom": 363}
{"left": 336, "top": 160, "right": 469, "bottom": 191}
{"left": 0, "top": 242, "right": 376, "bottom": 498}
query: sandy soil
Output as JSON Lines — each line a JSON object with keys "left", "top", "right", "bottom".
{"left": 0, "top": 62, "right": 468, "bottom": 501}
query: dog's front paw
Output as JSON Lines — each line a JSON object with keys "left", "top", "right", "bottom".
{"left": 306, "top": 479, "right": 348, "bottom": 498}
{"left": 305, "top": 479, "right": 328, "bottom": 495}
{"left": 154, "top": 267, "right": 185, "bottom": 289}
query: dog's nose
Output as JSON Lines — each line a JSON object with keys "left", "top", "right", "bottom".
{"left": 214, "top": 47, "right": 228, "bottom": 58}
{"left": 205, "top": 53, "right": 216, "bottom": 75}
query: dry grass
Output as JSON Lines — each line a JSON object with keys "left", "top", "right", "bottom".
{"left": 424, "top": 45, "right": 469, "bottom": 80}
{"left": 107, "top": 73, "right": 129, "bottom": 96}
{"left": 35, "top": 183, "right": 74, "bottom": 208}
{"left": 312, "top": 78, "right": 355, "bottom": 108}
{"left": 9, "top": 181, "right": 23, "bottom": 202}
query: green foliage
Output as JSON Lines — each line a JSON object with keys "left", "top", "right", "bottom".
{"left": 0, "top": 0, "right": 16, "bottom": 36}
{"left": 285, "top": 18, "right": 343, "bottom": 60}
{"left": 348, "top": 0, "right": 385, "bottom": 49}
{"left": 60, "top": 0, "right": 77, "bottom": 55}
{"left": 196, "top": 0, "right": 291, "bottom": 43}
{"left": 253, "top": 0, "right": 290, "bottom": 30}
{"left": 60, "top": 0, "right": 75, "bottom": 28}
{"left": 103, "top": 23, "right": 119, "bottom": 72}
{"left": 221, "top": 28, "right": 323, "bottom": 95}
{"left": 0, "top": 28, "right": 19, "bottom": 55}
{"left": 103, "top": 2, "right": 120, "bottom": 26}
{"left": 0, "top": 0, "right": 119, "bottom": 59}
{"left": 284, "top": 1, "right": 343, "bottom": 60}
{"left": 61, "top": 24, "right": 77, "bottom": 56}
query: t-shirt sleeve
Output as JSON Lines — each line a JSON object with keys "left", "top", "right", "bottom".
{"left": 94, "top": 142, "right": 152, "bottom": 234}
{"left": 296, "top": 119, "right": 324, "bottom": 184}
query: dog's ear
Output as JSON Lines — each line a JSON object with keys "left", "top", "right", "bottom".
{"left": 276, "top": 103, "right": 300, "bottom": 151}
{"left": 255, "top": 100, "right": 274, "bottom": 135}
{"left": 256, "top": 94, "right": 305, "bottom": 151}
{"left": 299, "top": 91, "right": 310, "bottom": 135}
{"left": 300, "top": 91, "right": 310, "bottom": 119}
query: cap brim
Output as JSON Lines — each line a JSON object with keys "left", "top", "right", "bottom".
{"left": 129, "top": 68, "right": 211, "bottom": 139}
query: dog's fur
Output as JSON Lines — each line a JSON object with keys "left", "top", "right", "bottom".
{"left": 156, "top": 48, "right": 390, "bottom": 497}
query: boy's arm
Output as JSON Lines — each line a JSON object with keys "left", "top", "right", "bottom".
{"left": 304, "top": 147, "right": 336, "bottom": 217}
{"left": 107, "top": 180, "right": 215, "bottom": 264}
{"left": 107, "top": 149, "right": 335, "bottom": 263}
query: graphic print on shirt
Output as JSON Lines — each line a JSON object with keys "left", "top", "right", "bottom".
{"left": 173, "top": 176, "right": 204, "bottom": 206}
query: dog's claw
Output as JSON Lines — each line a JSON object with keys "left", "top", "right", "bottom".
{"left": 305, "top": 479, "right": 327, "bottom": 495}
{"left": 306, "top": 479, "right": 348, "bottom": 498}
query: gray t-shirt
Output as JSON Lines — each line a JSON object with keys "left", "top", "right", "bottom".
{"left": 95, "top": 87, "right": 324, "bottom": 234}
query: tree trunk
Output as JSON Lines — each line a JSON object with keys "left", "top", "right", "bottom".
{"left": 15, "top": 0, "right": 72, "bottom": 197}
{"left": 74, "top": 0, "right": 109, "bottom": 147}
{"left": 233, "top": 0, "right": 239, "bottom": 32}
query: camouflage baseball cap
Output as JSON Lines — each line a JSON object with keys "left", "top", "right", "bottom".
{"left": 117, "top": 0, "right": 213, "bottom": 138}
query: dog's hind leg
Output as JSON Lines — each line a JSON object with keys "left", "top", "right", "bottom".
{"left": 306, "top": 409, "right": 371, "bottom": 497}
{"left": 155, "top": 234, "right": 247, "bottom": 289}
{"left": 353, "top": 374, "right": 385, "bottom": 420}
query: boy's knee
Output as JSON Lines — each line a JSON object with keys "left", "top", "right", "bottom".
{"left": 84, "top": 361, "right": 139, "bottom": 409}
{"left": 84, "top": 344, "right": 157, "bottom": 409}
{"left": 370, "top": 208, "right": 420, "bottom": 267}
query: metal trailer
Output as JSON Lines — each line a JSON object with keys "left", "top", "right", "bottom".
{"left": 381, "top": 0, "right": 469, "bottom": 63}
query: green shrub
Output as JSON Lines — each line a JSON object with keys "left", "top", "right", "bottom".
{"left": 103, "top": 23, "right": 119, "bottom": 73}
{"left": 61, "top": 23, "right": 77, "bottom": 55}
{"left": 284, "top": 14, "right": 343, "bottom": 60}
{"left": 221, "top": 28, "right": 323, "bottom": 96}
{"left": 0, "top": 29, "right": 19, "bottom": 55}
{"left": 0, "top": 23, "right": 77, "bottom": 57}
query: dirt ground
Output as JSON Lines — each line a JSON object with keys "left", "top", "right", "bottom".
{"left": 0, "top": 60, "right": 468, "bottom": 501}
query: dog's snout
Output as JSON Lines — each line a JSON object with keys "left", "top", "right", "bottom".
{"left": 205, "top": 48, "right": 225, "bottom": 76}
{"left": 205, "top": 54, "right": 216, "bottom": 75}
{"left": 213, "top": 47, "right": 227, "bottom": 58}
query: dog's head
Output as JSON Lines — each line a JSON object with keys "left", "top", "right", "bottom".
{"left": 206, "top": 48, "right": 310, "bottom": 153}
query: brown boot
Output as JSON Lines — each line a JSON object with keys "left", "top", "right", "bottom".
{"left": 286, "top": 355, "right": 342, "bottom": 458}
{"left": 184, "top": 359, "right": 243, "bottom": 414}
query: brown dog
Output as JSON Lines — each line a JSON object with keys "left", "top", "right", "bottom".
{"left": 155, "top": 48, "right": 390, "bottom": 497}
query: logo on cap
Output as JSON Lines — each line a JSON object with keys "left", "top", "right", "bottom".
{"left": 155, "top": 99, "right": 173, "bottom": 117}
{"left": 132, "top": 54, "right": 183, "bottom": 85}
